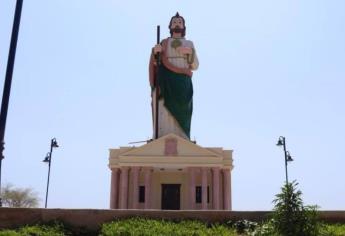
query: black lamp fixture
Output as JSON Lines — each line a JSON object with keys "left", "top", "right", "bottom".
{"left": 51, "top": 139, "right": 59, "bottom": 148}
{"left": 276, "top": 137, "right": 284, "bottom": 146}
{"left": 43, "top": 152, "right": 50, "bottom": 163}
{"left": 276, "top": 136, "right": 294, "bottom": 184}
{"left": 43, "top": 138, "right": 59, "bottom": 208}
{"left": 286, "top": 151, "right": 293, "bottom": 162}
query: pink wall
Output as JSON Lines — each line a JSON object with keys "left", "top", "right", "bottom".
{"left": 1, "top": 208, "right": 344, "bottom": 231}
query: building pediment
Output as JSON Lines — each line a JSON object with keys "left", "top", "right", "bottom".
{"left": 119, "top": 134, "right": 221, "bottom": 158}
{"left": 109, "top": 133, "right": 233, "bottom": 169}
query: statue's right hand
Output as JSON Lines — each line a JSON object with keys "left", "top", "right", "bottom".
{"left": 153, "top": 44, "right": 162, "bottom": 54}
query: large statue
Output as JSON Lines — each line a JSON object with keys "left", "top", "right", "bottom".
{"left": 149, "top": 13, "right": 199, "bottom": 140}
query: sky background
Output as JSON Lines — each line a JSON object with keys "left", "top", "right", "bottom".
{"left": 0, "top": 0, "right": 344, "bottom": 210}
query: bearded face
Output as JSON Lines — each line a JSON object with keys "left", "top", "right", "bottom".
{"left": 169, "top": 16, "right": 186, "bottom": 37}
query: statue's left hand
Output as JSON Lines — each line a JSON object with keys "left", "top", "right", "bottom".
{"left": 176, "top": 47, "right": 192, "bottom": 55}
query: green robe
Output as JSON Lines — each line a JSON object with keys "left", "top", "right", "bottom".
{"left": 158, "top": 65, "right": 193, "bottom": 138}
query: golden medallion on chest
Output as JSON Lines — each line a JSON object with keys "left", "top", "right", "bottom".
{"left": 170, "top": 39, "right": 182, "bottom": 49}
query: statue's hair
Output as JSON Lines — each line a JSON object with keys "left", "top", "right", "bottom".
{"left": 169, "top": 12, "right": 186, "bottom": 37}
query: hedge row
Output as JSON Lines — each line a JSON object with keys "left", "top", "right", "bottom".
{"left": 1, "top": 218, "right": 345, "bottom": 236}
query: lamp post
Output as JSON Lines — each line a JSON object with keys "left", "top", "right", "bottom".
{"left": 0, "top": 0, "right": 24, "bottom": 208}
{"left": 43, "top": 138, "right": 59, "bottom": 208}
{"left": 276, "top": 136, "right": 293, "bottom": 184}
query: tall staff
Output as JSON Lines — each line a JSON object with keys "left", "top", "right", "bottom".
{"left": 0, "top": 0, "right": 24, "bottom": 207}
{"left": 154, "top": 25, "right": 160, "bottom": 139}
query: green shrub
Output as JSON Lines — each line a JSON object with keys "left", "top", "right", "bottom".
{"left": 226, "top": 219, "right": 258, "bottom": 235}
{"left": 0, "top": 230, "right": 20, "bottom": 236}
{"left": 1, "top": 217, "right": 345, "bottom": 236}
{"left": 100, "top": 218, "right": 236, "bottom": 236}
{"left": 0, "top": 223, "right": 67, "bottom": 236}
{"left": 272, "top": 181, "right": 320, "bottom": 236}
{"left": 19, "top": 224, "right": 65, "bottom": 236}
{"left": 319, "top": 223, "right": 345, "bottom": 236}
{"left": 249, "top": 219, "right": 277, "bottom": 236}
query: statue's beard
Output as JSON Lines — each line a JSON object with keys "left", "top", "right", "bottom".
{"left": 169, "top": 26, "right": 186, "bottom": 37}
{"left": 172, "top": 27, "right": 184, "bottom": 33}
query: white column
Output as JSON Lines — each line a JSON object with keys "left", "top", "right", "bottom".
{"left": 201, "top": 168, "right": 208, "bottom": 210}
{"left": 144, "top": 167, "right": 153, "bottom": 209}
{"left": 119, "top": 167, "right": 129, "bottom": 209}
{"left": 222, "top": 168, "right": 232, "bottom": 210}
{"left": 188, "top": 167, "right": 196, "bottom": 209}
{"left": 212, "top": 167, "right": 220, "bottom": 210}
{"left": 131, "top": 167, "right": 140, "bottom": 209}
{"left": 110, "top": 168, "right": 119, "bottom": 209}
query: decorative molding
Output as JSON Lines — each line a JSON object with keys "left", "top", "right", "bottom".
{"left": 165, "top": 138, "right": 178, "bottom": 156}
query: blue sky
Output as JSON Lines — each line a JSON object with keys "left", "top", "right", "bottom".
{"left": 0, "top": 0, "right": 344, "bottom": 210}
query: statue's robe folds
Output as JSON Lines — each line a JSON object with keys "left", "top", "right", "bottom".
{"left": 149, "top": 37, "right": 199, "bottom": 139}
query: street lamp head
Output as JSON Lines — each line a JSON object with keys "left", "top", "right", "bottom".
{"left": 43, "top": 153, "right": 50, "bottom": 163}
{"left": 276, "top": 136, "right": 285, "bottom": 146}
{"left": 51, "top": 138, "right": 59, "bottom": 148}
{"left": 286, "top": 151, "right": 293, "bottom": 162}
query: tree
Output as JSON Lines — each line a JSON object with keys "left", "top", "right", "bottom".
{"left": 1, "top": 183, "right": 39, "bottom": 208}
{"left": 272, "top": 181, "right": 320, "bottom": 236}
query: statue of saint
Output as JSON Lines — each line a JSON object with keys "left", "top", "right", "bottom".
{"left": 149, "top": 13, "right": 199, "bottom": 140}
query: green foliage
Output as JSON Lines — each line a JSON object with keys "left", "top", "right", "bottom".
{"left": 0, "top": 219, "right": 345, "bottom": 236}
{"left": 0, "top": 223, "right": 66, "bottom": 236}
{"left": 249, "top": 219, "right": 278, "bottom": 236}
{"left": 0, "top": 230, "right": 20, "bottom": 236}
{"left": 319, "top": 223, "right": 345, "bottom": 236}
{"left": 0, "top": 184, "right": 39, "bottom": 208}
{"left": 100, "top": 217, "right": 236, "bottom": 236}
{"left": 225, "top": 220, "right": 345, "bottom": 236}
{"left": 226, "top": 220, "right": 258, "bottom": 235}
{"left": 17, "top": 224, "right": 65, "bottom": 236}
{"left": 271, "top": 181, "right": 320, "bottom": 236}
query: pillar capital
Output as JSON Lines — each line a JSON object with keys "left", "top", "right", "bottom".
{"left": 110, "top": 169, "right": 120, "bottom": 178}
{"left": 185, "top": 166, "right": 198, "bottom": 175}
{"left": 120, "top": 166, "right": 130, "bottom": 172}
{"left": 130, "top": 166, "right": 140, "bottom": 171}
{"left": 143, "top": 166, "right": 153, "bottom": 172}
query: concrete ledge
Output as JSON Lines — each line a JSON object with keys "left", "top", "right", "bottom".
{"left": 0, "top": 208, "right": 344, "bottom": 230}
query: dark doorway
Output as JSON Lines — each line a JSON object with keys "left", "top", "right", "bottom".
{"left": 161, "top": 184, "right": 180, "bottom": 210}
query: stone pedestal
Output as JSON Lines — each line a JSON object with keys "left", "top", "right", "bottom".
{"left": 109, "top": 133, "right": 234, "bottom": 210}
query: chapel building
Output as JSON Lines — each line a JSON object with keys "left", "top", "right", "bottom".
{"left": 108, "top": 133, "right": 233, "bottom": 210}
